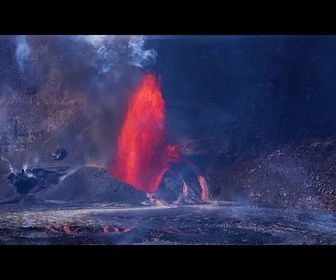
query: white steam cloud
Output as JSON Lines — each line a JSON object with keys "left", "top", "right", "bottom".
{"left": 128, "top": 36, "right": 157, "bottom": 68}
{"left": 72, "top": 35, "right": 157, "bottom": 74}
{"left": 15, "top": 35, "right": 31, "bottom": 72}
{"left": 1, "top": 156, "right": 14, "bottom": 173}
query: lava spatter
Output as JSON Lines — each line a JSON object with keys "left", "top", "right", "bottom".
{"left": 112, "top": 73, "right": 168, "bottom": 193}
{"left": 112, "top": 72, "right": 209, "bottom": 202}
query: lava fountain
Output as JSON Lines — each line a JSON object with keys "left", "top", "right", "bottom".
{"left": 112, "top": 73, "right": 168, "bottom": 193}
{"left": 112, "top": 72, "right": 209, "bottom": 202}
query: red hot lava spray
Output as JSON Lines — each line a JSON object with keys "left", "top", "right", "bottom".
{"left": 112, "top": 73, "right": 169, "bottom": 193}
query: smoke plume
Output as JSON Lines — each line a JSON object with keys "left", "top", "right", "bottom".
{"left": 0, "top": 35, "right": 158, "bottom": 169}
{"left": 15, "top": 35, "right": 31, "bottom": 72}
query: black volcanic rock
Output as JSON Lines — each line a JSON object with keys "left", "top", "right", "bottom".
{"left": 0, "top": 160, "right": 18, "bottom": 201}
{"left": 155, "top": 171, "right": 183, "bottom": 203}
{"left": 7, "top": 169, "right": 38, "bottom": 194}
{"left": 205, "top": 136, "right": 336, "bottom": 212}
{"left": 36, "top": 166, "right": 147, "bottom": 204}
{"left": 6, "top": 166, "right": 68, "bottom": 195}
{"left": 154, "top": 168, "right": 207, "bottom": 205}
{"left": 0, "top": 175, "right": 18, "bottom": 202}
{"left": 51, "top": 147, "right": 67, "bottom": 161}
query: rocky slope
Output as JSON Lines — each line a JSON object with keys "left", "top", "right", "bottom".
{"left": 201, "top": 136, "right": 336, "bottom": 212}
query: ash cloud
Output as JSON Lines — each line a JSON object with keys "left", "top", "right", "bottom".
{"left": 0, "top": 35, "right": 158, "bottom": 170}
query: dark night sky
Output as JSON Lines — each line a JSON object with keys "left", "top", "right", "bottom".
{"left": 146, "top": 35, "right": 336, "bottom": 148}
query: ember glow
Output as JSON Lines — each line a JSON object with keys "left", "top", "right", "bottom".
{"left": 198, "top": 175, "right": 210, "bottom": 201}
{"left": 112, "top": 73, "right": 168, "bottom": 193}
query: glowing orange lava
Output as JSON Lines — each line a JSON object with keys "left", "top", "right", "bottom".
{"left": 112, "top": 73, "right": 169, "bottom": 193}
{"left": 112, "top": 72, "right": 210, "bottom": 201}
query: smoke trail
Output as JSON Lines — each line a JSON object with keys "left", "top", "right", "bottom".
{"left": 72, "top": 35, "right": 157, "bottom": 76}
{"left": 128, "top": 36, "right": 157, "bottom": 68}
{"left": 15, "top": 35, "right": 30, "bottom": 72}
{"left": 1, "top": 156, "right": 14, "bottom": 173}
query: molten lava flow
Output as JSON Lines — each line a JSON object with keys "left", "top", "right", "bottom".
{"left": 48, "top": 226, "right": 59, "bottom": 233}
{"left": 113, "top": 227, "right": 131, "bottom": 233}
{"left": 169, "top": 145, "right": 210, "bottom": 201}
{"left": 113, "top": 73, "right": 168, "bottom": 193}
{"left": 63, "top": 225, "right": 72, "bottom": 234}
{"left": 62, "top": 225, "right": 80, "bottom": 234}
{"left": 197, "top": 175, "right": 210, "bottom": 201}
{"left": 180, "top": 174, "right": 189, "bottom": 194}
